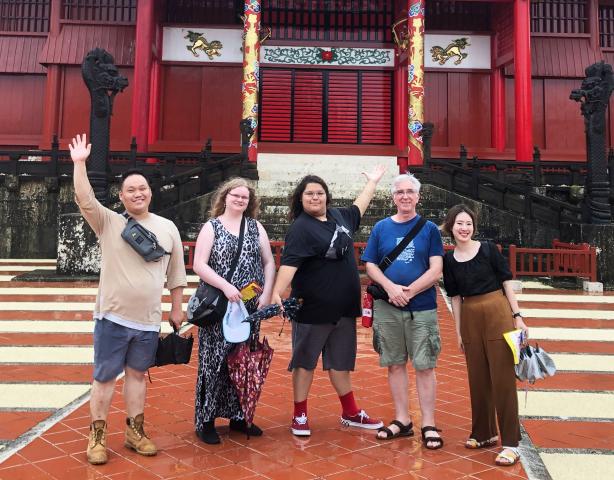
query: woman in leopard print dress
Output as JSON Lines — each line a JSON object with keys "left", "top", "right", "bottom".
{"left": 192, "top": 178, "right": 276, "bottom": 444}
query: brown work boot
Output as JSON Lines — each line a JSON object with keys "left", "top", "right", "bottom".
{"left": 86, "top": 420, "right": 108, "bottom": 465}
{"left": 125, "top": 413, "right": 157, "bottom": 456}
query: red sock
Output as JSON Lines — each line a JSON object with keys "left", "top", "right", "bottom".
{"left": 293, "top": 399, "right": 307, "bottom": 418}
{"left": 339, "top": 391, "right": 360, "bottom": 416}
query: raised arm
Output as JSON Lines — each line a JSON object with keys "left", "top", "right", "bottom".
{"left": 69, "top": 134, "right": 93, "bottom": 203}
{"left": 353, "top": 164, "right": 387, "bottom": 216}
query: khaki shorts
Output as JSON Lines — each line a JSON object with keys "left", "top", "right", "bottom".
{"left": 372, "top": 300, "right": 441, "bottom": 370}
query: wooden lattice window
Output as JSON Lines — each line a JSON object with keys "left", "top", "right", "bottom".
{"left": 259, "top": 68, "right": 392, "bottom": 145}
{"left": 600, "top": 4, "right": 614, "bottom": 48}
{"left": 61, "top": 0, "right": 136, "bottom": 23}
{"left": 262, "top": 0, "right": 394, "bottom": 43}
{"left": 426, "top": 1, "right": 491, "bottom": 32}
{"left": 0, "top": 0, "right": 50, "bottom": 33}
{"left": 530, "top": 0, "right": 588, "bottom": 34}
{"left": 165, "top": 0, "right": 243, "bottom": 25}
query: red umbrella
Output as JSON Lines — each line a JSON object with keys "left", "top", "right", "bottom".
{"left": 226, "top": 336, "right": 274, "bottom": 434}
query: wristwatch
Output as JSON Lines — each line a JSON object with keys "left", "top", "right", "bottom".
{"left": 512, "top": 312, "right": 523, "bottom": 318}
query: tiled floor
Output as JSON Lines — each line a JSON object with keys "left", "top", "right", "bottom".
{"left": 0, "top": 262, "right": 612, "bottom": 479}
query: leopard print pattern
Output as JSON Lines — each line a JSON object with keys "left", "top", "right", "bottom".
{"left": 195, "top": 217, "right": 264, "bottom": 428}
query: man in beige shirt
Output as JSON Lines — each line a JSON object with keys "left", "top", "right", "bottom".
{"left": 69, "top": 134, "right": 187, "bottom": 465}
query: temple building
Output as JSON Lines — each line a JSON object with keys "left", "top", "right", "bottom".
{"left": 0, "top": 0, "right": 612, "bottom": 168}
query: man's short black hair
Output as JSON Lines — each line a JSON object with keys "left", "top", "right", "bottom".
{"left": 120, "top": 169, "right": 150, "bottom": 189}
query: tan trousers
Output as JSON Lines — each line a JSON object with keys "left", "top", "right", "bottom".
{"left": 461, "top": 290, "right": 521, "bottom": 447}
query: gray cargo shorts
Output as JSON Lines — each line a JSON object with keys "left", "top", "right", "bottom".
{"left": 93, "top": 318, "right": 158, "bottom": 382}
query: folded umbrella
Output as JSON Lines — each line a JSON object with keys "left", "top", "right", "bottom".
{"left": 515, "top": 344, "right": 556, "bottom": 384}
{"left": 227, "top": 336, "right": 274, "bottom": 434}
{"left": 242, "top": 297, "right": 302, "bottom": 324}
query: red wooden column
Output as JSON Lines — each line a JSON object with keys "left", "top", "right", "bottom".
{"left": 491, "top": 66, "right": 506, "bottom": 152}
{"left": 130, "top": 0, "right": 155, "bottom": 151}
{"left": 514, "top": 0, "right": 533, "bottom": 162}
{"left": 394, "top": 55, "right": 409, "bottom": 172}
{"left": 147, "top": 22, "right": 163, "bottom": 145}
{"left": 40, "top": 0, "right": 62, "bottom": 149}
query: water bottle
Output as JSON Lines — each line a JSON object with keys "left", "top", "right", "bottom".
{"left": 362, "top": 291, "right": 373, "bottom": 328}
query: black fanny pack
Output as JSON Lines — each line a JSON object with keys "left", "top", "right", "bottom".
{"left": 121, "top": 215, "right": 170, "bottom": 262}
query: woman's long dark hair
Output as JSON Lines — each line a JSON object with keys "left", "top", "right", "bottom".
{"left": 288, "top": 175, "right": 331, "bottom": 220}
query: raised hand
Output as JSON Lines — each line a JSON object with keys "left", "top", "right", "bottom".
{"left": 68, "top": 134, "right": 91, "bottom": 164}
{"left": 362, "top": 164, "right": 387, "bottom": 184}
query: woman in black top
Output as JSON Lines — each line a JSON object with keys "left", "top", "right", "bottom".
{"left": 442, "top": 205, "right": 528, "bottom": 467}
{"left": 271, "top": 167, "right": 386, "bottom": 437}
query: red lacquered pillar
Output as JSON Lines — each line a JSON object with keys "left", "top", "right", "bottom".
{"left": 514, "top": 0, "right": 533, "bottom": 162}
{"left": 491, "top": 67, "right": 506, "bottom": 152}
{"left": 394, "top": 54, "right": 409, "bottom": 172}
{"left": 130, "top": 0, "right": 155, "bottom": 152}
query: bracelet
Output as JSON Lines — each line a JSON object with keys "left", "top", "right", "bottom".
{"left": 512, "top": 312, "right": 522, "bottom": 319}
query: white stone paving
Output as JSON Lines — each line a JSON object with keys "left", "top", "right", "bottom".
{"left": 0, "top": 287, "right": 196, "bottom": 295}
{"left": 0, "top": 320, "right": 178, "bottom": 334}
{"left": 0, "top": 346, "right": 94, "bottom": 364}
{"left": 540, "top": 453, "right": 614, "bottom": 480}
{"left": 522, "top": 308, "right": 614, "bottom": 319}
{"left": 0, "top": 302, "right": 189, "bottom": 311}
{"left": 518, "top": 294, "right": 614, "bottom": 304}
{"left": 0, "top": 384, "right": 90, "bottom": 409}
{"left": 0, "top": 266, "right": 55, "bottom": 272}
{"left": 520, "top": 281, "right": 554, "bottom": 289}
{"left": 549, "top": 353, "right": 614, "bottom": 372}
{"left": 0, "top": 259, "right": 56, "bottom": 264}
{"left": 530, "top": 327, "right": 614, "bottom": 342}
{"left": 518, "top": 391, "right": 614, "bottom": 419}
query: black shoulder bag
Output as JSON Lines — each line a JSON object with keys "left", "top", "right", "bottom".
{"left": 186, "top": 216, "right": 246, "bottom": 328}
{"left": 367, "top": 216, "right": 427, "bottom": 301}
{"left": 121, "top": 214, "right": 170, "bottom": 262}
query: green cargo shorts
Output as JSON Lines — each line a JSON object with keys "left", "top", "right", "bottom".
{"left": 372, "top": 300, "right": 441, "bottom": 370}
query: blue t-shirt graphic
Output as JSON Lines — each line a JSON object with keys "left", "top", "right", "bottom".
{"left": 361, "top": 215, "right": 444, "bottom": 311}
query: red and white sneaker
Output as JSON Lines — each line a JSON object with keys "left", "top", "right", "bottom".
{"left": 291, "top": 413, "right": 311, "bottom": 436}
{"left": 340, "top": 409, "right": 383, "bottom": 430}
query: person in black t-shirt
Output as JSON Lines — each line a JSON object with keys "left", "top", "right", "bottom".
{"left": 442, "top": 204, "right": 528, "bottom": 467}
{"left": 271, "top": 167, "right": 386, "bottom": 437}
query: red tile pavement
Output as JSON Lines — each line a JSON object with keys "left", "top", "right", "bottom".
{"left": 535, "top": 340, "right": 614, "bottom": 355}
{"left": 522, "top": 420, "right": 614, "bottom": 450}
{"left": 0, "top": 294, "right": 531, "bottom": 479}
{"left": 0, "top": 333, "right": 94, "bottom": 346}
{"left": 527, "top": 372, "right": 614, "bottom": 391}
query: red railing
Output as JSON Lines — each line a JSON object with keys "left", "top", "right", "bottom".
{"left": 185, "top": 240, "right": 595, "bottom": 282}
{"left": 509, "top": 241, "right": 597, "bottom": 282}
{"left": 184, "top": 240, "right": 369, "bottom": 272}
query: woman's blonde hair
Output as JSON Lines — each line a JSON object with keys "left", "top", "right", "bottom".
{"left": 209, "top": 177, "right": 260, "bottom": 219}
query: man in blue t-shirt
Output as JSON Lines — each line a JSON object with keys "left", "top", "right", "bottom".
{"left": 362, "top": 173, "right": 444, "bottom": 449}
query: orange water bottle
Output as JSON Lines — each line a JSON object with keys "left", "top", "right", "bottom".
{"left": 362, "top": 291, "right": 373, "bottom": 328}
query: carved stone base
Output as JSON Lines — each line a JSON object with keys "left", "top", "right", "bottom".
{"left": 57, "top": 213, "right": 101, "bottom": 275}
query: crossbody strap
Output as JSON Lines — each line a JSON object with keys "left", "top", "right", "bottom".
{"left": 378, "top": 216, "right": 427, "bottom": 272}
{"left": 223, "top": 215, "right": 246, "bottom": 283}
